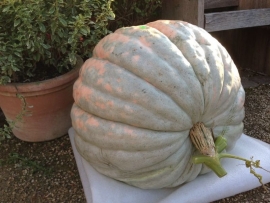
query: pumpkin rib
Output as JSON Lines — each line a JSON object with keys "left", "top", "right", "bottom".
{"left": 116, "top": 141, "right": 201, "bottom": 189}
{"left": 216, "top": 42, "right": 242, "bottom": 104}
{"left": 93, "top": 28, "right": 205, "bottom": 123}
{"left": 74, "top": 128, "right": 187, "bottom": 172}
{"left": 146, "top": 21, "right": 214, "bottom": 123}
{"left": 201, "top": 78, "right": 244, "bottom": 142}
{"left": 72, "top": 105, "right": 206, "bottom": 189}
{"left": 74, "top": 128, "right": 202, "bottom": 189}
{"left": 74, "top": 82, "right": 184, "bottom": 131}
{"left": 147, "top": 21, "right": 228, "bottom": 123}
{"left": 167, "top": 157, "right": 202, "bottom": 188}
{"left": 205, "top": 40, "right": 242, "bottom": 120}
{"left": 75, "top": 135, "right": 199, "bottom": 189}
{"left": 117, "top": 26, "right": 206, "bottom": 120}
{"left": 204, "top": 87, "right": 245, "bottom": 126}
{"left": 196, "top": 43, "right": 224, "bottom": 118}
{"left": 146, "top": 21, "right": 208, "bottom": 108}
{"left": 146, "top": 21, "right": 244, "bottom": 131}
{"left": 74, "top": 59, "right": 193, "bottom": 131}
{"left": 80, "top": 57, "right": 192, "bottom": 119}
{"left": 71, "top": 104, "right": 189, "bottom": 151}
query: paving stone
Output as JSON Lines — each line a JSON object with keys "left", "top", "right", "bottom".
{"left": 249, "top": 76, "right": 270, "bottom": 85}
{"left": 241, "top": 77, "right": 259, "bottom": 88}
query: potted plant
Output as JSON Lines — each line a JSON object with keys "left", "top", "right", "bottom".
{"left": 0, "top": 0, "right": 115, "bottom": 142}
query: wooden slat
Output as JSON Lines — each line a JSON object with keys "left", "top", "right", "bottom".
{"left": 162, "top": 0, "right": 204, "bottom": 28}
{"left": 238, "top": 0, "right": 270, "bottom": 10}
{"left": 204, "top": 0, "right": 239, "bottom": 10}
{"left": 205, "top": 8, "right": 270, "bottom": 32}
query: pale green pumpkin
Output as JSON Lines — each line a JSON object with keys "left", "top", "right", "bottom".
{"left": 71, "top": 20, "right": 245, "bottom": 189}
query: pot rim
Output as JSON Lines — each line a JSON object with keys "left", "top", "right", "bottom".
{"left": 0, "top": 58, "right": 83, "bottom": 94}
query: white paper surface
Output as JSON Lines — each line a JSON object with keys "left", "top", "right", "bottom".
{"left": 69, "top": 128, "right": 270, "bottom": 203}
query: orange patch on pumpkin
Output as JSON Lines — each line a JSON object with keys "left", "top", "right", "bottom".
{"left": 76, "top": 119, "right": 86, "bottom": 131}
{"left": 124, "top": 128, "right": 134, "bottom": 135}
{"left": 88, "top": 117, "right": 100, "bottom": 127}
{"left": 94, "top": 102, "right": 106, "bottom": 110}
{"left": 74, "top": 84, "right": 93, "bottom": 104}
{"left": 97, "top": 78, "right": 103, "bottom": 85}
{"left": 132, "top": 55, "right": 140, "bottom": 64}
{"left": 132, "top": 99, "right": 138, "bottom": 104}
{"left": 124, "top": 105, "right": 134, "bottom": 113}
{"left": 116, "top": 87, "right": 122, "bottom": 93}
{"left": 97, "top": 66, "right": 106, "bottom": 75}
{"left": 139, "top": 37, "right": 153, "bottom": 49}
{"left": 110, "top": 123, "right": 116, "bottom": 129}
{"left": 94, "top": 33, "right": 131, "bottom": 60}
{"left": 105, "top": 84, "right": 113, "bottom": 92}
{"left": 106, "top": 101, "right": 114, "bottom": 107}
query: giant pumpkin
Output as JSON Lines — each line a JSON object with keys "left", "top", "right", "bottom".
{"left": 71, "top": 20, "right": 245, "bottom": 189}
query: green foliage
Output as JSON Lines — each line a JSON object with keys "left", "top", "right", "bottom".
{"left": 0, "top": 152, "right": 53, "bottom": 175}
{"left": 0, "top": 123, "right": 12, "bottom": 142}
{"left": 0, "top": 94, "right": 28, "bottom": 143}
{"left": 0, "top": 0, "right": 115, "bottom": 84}
{"left": 109, "top": 0, "right": 161, "bottom": 31}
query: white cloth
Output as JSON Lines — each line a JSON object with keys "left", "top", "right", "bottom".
{"left": 69, "top": 128, "right": 270, "bottom": 203}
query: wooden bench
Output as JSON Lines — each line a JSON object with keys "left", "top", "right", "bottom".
{"left": 162, "top": 0, "right": 270, "bottom": 32}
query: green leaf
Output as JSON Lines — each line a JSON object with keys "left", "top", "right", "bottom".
{"left": 41, "top": 43, "right": 51, "bottom": 49}
{"left": 26, "top": 41, "right": 30, "bottom": 48}
{"left": 49, "top": 6, "right": 55, "bottom": 14}
{"left": 33, "top": 53, "right": 40, "bottom": 61}
{"left": 45, "top": 50, "right": 51, "bottom": 58}
{"left": 57, "top": 29, "right": 63, "bottom": 38}
{"left": 8, "top": 68, "right": 13, "bottom": 76}
{"left": 69, "top": 54, "right": 77, "bottom": 65}
{"left": 12, "top": 66, "right": 20, "bottom": 71}
{"left": 79, "top": 27, "right": 88, "bottom": 36}
{"left": 14, "top": 19, "right": 21, "bottom": 27}
{"left": 51, "top": 22, "right": 58, "bottom": 34}
{"left": 7, "top": 55, "right": 12, "bottom": 61}
{"left": 2, "top": 6, "right": 10, "bottom": 13}
{"left": 59, "top": 17, "right": 67, "bottom": 26}
{"left": 14, "top": 52, "right": 21, "bottom": 57}
{"left": 39, "top": 23, "right": 46, "bottom": 33}
{"left": 67, "top": 37, "right": 73, "bottom": 44}
{"left": 60, "top": 46, "right": 67, "bottom": 54}
{"left": 135, "top": 7, "right": 142, "bottom": 13}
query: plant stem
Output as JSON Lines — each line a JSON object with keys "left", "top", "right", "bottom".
{"left": 192, "top": 152, "right": 260, "bottom": 178}
{"left": 192, "top": 154, "right": 227, "bottom": 177}
{"left": 219, "top": 153, "right": 251, "bottom": 162}
{"left": 192, "top": 135, "right": 268, "bottom": 188}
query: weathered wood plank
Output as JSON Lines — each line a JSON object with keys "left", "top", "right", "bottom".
{"left": 238, "top": 0, "right": 270, "bottom": 9}
{"left": 162, "top": 0, "right": 204, "bottom": 28}
{"left": 205, "top": 8, "right": 270, "bottom": 32}
{"left": 204, "top": 0, "right": 239, "bottom": 10}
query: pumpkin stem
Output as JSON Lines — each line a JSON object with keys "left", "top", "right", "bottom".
{"left": 192, "top": 135, "right": 269, "bottom": 189}
{"left": 192, "top": 154, "right": 227, "bottom": 177}
{"left": 192, "top": 135, "right": 228, "bottom": 177}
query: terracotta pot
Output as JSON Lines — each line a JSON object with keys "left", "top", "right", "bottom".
{"left": 0, "top": 58, "right": 83, "bottom": 142}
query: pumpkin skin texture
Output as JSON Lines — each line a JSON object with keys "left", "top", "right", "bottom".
{"left": 71, "top": 20, "right": 245, "bottom": 189}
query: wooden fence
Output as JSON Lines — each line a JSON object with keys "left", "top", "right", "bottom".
{"left": 162, "top": 0, "right": 270, "bottom": 75}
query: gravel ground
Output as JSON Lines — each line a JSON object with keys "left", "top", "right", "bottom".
{"left": 0, "top": 75, "right": 269, "bottom": 203}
